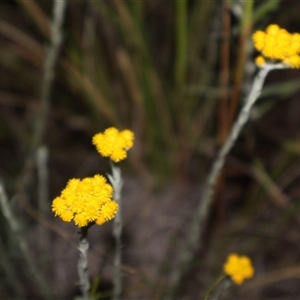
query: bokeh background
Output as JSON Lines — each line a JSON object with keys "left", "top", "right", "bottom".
{"left": 1, "top": 0, "right": 300, "bottom": 299}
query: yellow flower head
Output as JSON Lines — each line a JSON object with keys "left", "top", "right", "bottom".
{"left": 252, "top": 24, "right": 300, "bottom": 68}
{"left": 52, "top": 175, "right": 118, "bottom": 227}
{"left": 92, "top": 127, "right": 134, "bottom": 162}
{"left": 223, "top": 253, "right": 254, "bottom": 285}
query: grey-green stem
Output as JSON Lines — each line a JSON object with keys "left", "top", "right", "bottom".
{"left": 108, "top": 162, "right": 123, "bottom": 300}
{"left": 166, "top": 63, "right": 287, "bottom": 298}
{"left": 77, "top": 226, "right": 90, "bottom": 300}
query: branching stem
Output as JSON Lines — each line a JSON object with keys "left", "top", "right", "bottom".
{"left": 167, "top": 63, "right": 287, "bottom": 298}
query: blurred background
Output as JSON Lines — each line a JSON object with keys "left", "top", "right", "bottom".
{"left": 1, "top": 0, "right": 300, "bottom": 299}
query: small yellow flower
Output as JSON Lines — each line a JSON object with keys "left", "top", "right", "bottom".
{"left": 255, "top": 56, "right": 266, "bottom": 67}
{"left": 266, "top": 24, "right": 280, "bottom": 36}
{"left": 52, "top": 175, "right": 118, "bottom": 227}
{"left": 92, "top": 127, "right": 134, "bottom": 162}
{"left": 252, "top": 24, "right": 300, "bottom": 68}
{"left": 223, "top": 253, "right": 254, "bottom": 285}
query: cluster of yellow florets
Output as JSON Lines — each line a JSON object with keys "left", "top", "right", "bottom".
{"left": 223, "top": 253, "right": 254, "bottom": 285}
{"left": 52, "top": 175, "right": 118, "bottom": 227}
{"left": 52, "top": 127, "right": 134, "bottom": 226}
{"left": 92, "top": 127, "right": 134, "bottom": 162}
{"left": 252, "top": 24, "right": 300, "bottom": 68}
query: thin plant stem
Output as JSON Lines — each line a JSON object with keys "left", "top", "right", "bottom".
{"left": 36, "top": 145, "right": 51, "bottom": 275}
{"left": 108, "top": 162, "right": 123, "bottom": 300}
{"left": 203, "top": 275, "right": 227, "bottom": 300}
{"left": 36, "top": 0, "right": 67, "bottom": 143}
{"left": 15, "top": 0, "right": 67, "bottom": 201}
{"left": 166, "top": 63, "right": 287, "bottom": 299}
{"left": 78, "top": 226, "right": 90, "bottom": 300}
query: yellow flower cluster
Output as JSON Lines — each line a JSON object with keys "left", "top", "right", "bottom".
{"left": 52, "top": 175, "right": 118, "bottom": 227}
{"left": 92, "top": 127, "right": 134, "bottom": 162}
{"left": 223, "top": 253, "right": 254, "bottom": 285}
{"left": 252, "top": 24, "right": 300, "bottom": 68}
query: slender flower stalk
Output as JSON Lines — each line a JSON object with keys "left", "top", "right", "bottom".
{"left": 29, "top": 0, "right": 67, "bottom": 153}
{"left": 92, "top": 127, "right": 134, "bottom": 299}
{"left": 77, "top": 226, "right": 90, "bottom": 300}
{"left": 203, "top": 275, "right": 227, "bottom": 300}
{"left": 166, "top": 24, "right": 300, "bottom": 297}
{"left": 108, "top": 163, "right": 124, "bottom": 300}
{"left": 36, "top": 146, "right": 51, "bottom": 275}
{"left": 166, "top": 62, "right": 287, "bottom": 299}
